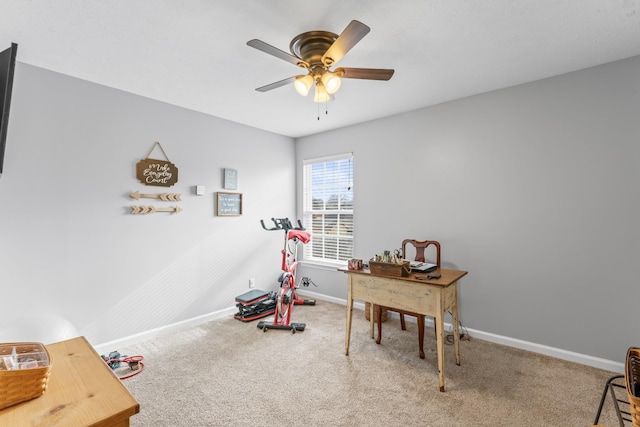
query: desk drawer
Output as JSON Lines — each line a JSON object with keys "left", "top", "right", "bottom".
{"left": 351, "top": 274, "right": 438, "bottom": 316}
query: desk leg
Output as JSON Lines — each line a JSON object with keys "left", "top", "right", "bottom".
{"left": 369, "top": 303, "right": 375, "bottom": 339}
{"left": 345, "top": 281, "right": 353, "bottom": 356}
{"left": 435, "top": 311, "right": 446, "bottom": 392}
{"left": 452, "top": 282, "right": 461, "bottom": 366}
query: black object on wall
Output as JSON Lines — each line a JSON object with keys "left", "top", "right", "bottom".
{"left": 0, "top": 43, "right": 17, "bottom": 178}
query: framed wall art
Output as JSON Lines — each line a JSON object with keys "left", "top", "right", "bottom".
{"left": 223, "top": 168, "right": 237, "bottom": 190}
{"left": 216, "top": 192, "right": 242, "bottom": 216}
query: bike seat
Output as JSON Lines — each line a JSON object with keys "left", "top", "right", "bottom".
{"left": 288, "top": 229, "right": 310, "bottom": 243}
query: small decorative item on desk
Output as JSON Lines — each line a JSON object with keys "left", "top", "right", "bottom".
{"left": 369, "top": 250, "right": 410, "bottom": 277}
{"left": 347, "top": 259, "right": 363, "bottom": 270}
{"left": 0, "top": 342, "right": 51, "bottom": 409}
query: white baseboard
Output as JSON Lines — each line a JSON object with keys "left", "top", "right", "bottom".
{"left": 93, "top": 306, "right": 237, "bottom": 355}
{"left": 297, "top": 289, "right": 625, "bottom": 374}
{"left": 463, "top": 327, "right": 624, "bottom": 374}
{"left": 94, "top": 289, "right": 624, "bottom": 374}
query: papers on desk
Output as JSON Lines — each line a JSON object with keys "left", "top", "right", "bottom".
{"left": 409, "top": 260, "right": 437, "bottom": 272}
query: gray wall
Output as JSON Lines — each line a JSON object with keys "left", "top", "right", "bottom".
{"left": 2, "top": 56, "right": 637, "bottom": 369}
{"left": 0, "top": 63, "right": 295, "bottom": 346}
{"left": 296, "top": 55, "right": 640, "bottom": 365}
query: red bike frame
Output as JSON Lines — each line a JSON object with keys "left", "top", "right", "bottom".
{"left": 274, "top": 229, "right": 309, "bottom": 325}
{"left": 259, "top": 218, "right": 315, "bottom": 332}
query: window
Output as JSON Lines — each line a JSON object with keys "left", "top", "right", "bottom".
{"left": 302, "top": 153, "right": 354, "bottom": 263}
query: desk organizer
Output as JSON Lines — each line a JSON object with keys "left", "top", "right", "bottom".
{"left": 0, "top": 342, "right": 52, "bottom": 410}
{"left": 369, "top": 260, "right": 410, "bottom": 277}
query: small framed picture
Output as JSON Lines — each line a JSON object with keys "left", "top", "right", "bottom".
{"left": 216, "top": 192, "right": 242, "bottom": 216}
{"left": 223, "top": 168, "right": 238, "bottom": 190}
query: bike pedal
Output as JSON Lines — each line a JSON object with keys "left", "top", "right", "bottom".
{"left": 303, "top": 299, "right": 316, "bottom": 305}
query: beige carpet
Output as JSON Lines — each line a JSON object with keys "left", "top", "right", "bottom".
{"left": 120, "top": 300, "right": 622, "bottom": 427}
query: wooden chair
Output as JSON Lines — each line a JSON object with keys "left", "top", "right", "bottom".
{"left": 375, "top": 239, "right": 441, "bottom": 359}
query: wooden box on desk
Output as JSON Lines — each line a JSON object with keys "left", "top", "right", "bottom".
{"left": 0, "top": 342, "right": 51, "bottom": 410}
{"left": 368, "top": 260, "right": 410, "bottom": 277}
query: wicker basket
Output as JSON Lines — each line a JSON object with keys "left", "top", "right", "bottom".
{"left": 627, "top": 347, "right": 640, "bottom": 427}
{"left": 364, "top": 302, "right": 388, "bottom": 322}
{"left": 369, "top": 260, "right": 410, "bottom": 277}
{"left": 0, "top": 342, "right": 52, "bottom": 410}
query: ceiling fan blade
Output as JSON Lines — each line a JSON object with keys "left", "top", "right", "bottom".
{"left": 247, "top": 39, "right": 309, "bottom": 69}
{"left": 321, "top": 20, "right": 370, "bottom": 67}
{"left": 255, "top": 76, "right": 297, "bottom": 92}
{"left": 336, "top": 67, "right": 395, "bottom": 80}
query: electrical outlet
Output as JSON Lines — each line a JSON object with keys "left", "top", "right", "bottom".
{"left": 249, "top": 278, "right": 255, "bottom": 288}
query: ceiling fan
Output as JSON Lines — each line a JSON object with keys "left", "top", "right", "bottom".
{"left": 247, "top": 20, "right": 394, "bottom": 103}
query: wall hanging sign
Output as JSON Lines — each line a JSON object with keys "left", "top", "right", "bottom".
{"left": 216, "top": 192, "right": 242, "bottom": 216}
{"left": 136, "top": 142, "right": 179, "bottom": 187}
{"left": 223, "top": 168, "right": 238, "bottom": 190}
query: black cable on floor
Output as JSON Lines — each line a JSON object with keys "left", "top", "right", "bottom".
{"left": 444, "top": 311, "right": 470, "bottom": 345}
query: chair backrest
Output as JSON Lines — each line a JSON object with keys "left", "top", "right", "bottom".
{"left": 401, "top": 239, "right": 441, "bottom": 267}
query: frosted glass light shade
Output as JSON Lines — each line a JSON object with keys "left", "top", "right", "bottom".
{"left": 294, "top": 75, "right": 314, "bottom": 96}
{"left": 314, "top": 83, "right": 331, "bottom": 102}
{"left": 321, "top": 72, "right": 342, "bottom": 94}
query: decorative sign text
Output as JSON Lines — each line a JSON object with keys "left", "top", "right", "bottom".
{"left": 224, "top": 168, "right": 238, "bottom": 190}
{"left": 136, "top": 158, "right": 179, "bottom": 187}
{"left": 217, "top": 192, "right": 242, "bottom": 216}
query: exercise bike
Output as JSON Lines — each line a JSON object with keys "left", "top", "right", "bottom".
{"left": 258, "top": 218, "right": 316, "bottom": 333}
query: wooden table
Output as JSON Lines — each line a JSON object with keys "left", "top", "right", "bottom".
{"left": 0, "top": 336, "right": 140, "bottom": 426}
{"left": 341, "top": 267, "right": 468, "bottom": 392}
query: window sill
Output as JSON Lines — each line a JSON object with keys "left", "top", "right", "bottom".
{"left": 299, "top": 260, "right": 346, "bottom": 271}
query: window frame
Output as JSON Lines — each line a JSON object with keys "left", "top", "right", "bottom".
{"left": 301, "top": 153, "right": 354, "bottom": 266}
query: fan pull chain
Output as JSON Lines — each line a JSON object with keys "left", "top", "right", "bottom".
{"left": 317, "top": 100, "right": 329, "bottom": 120}
{"left": 315, "top": 93, "right": 329, "bottom": 120}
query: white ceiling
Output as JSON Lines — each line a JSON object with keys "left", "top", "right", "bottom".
{"left": 2, "top": 1, "right": 640, "bottom": 138}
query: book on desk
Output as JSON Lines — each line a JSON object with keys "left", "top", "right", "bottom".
{"left": 409, "top": 260, "right": 437, "bottom": 273}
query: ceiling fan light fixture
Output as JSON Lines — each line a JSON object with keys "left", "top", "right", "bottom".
{"left": 321, "top": 71, "right": 342, "bottom": 94}
{"left": 314, "top": 82, "right": 331, "bottom": 103}
{"left": 248, "top": 20, "right": 394, "bottom": 109}
{"left": 294, "top": 74, "right": 314, "bottom": 96}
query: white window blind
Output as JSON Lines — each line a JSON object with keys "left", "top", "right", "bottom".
{"left": 302, "top": 153, "right": 354, "bottom": 263}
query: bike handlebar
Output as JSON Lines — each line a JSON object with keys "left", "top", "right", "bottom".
{"left": 260, "top": 218, "right": 305, "bottom": 232}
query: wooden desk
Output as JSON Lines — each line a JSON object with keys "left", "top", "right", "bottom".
{"left": 0, "top": 336, "right": 139, "bottom": 426}
{"left": 341, "top": 267, "right": 467, "bottom": 392}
